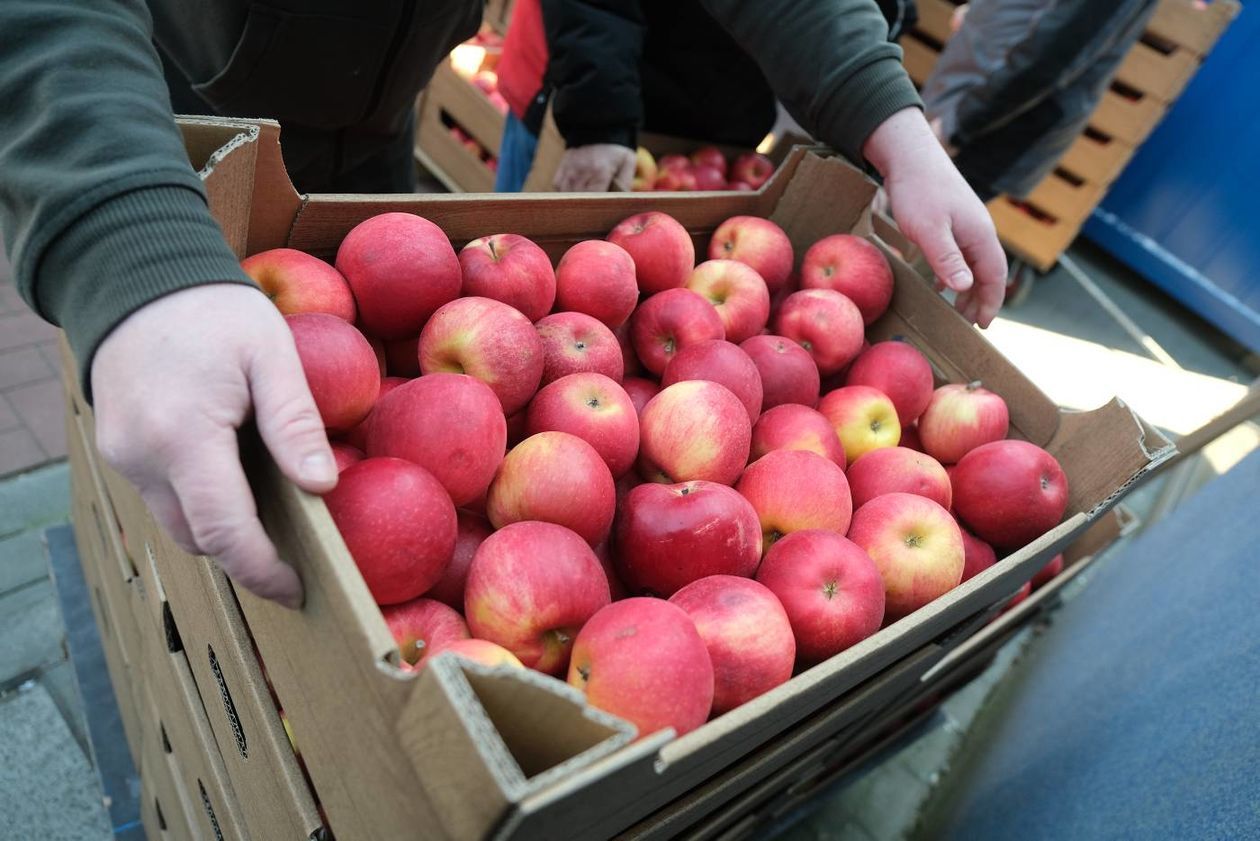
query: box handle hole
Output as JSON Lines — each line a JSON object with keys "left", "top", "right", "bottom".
{"left": 207, "top": 644, "right": 248, "bottom": 759}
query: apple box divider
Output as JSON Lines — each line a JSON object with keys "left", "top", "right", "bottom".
{"left": 62, "top": 115, "right": 1173, "bottom": 841}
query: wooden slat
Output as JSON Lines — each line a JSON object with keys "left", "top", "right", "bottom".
{"left": 1146, "top": 0, "right": 1240, "bottom": 55}
{"left": 1114, "top": 39, "right": 1199, "bottom": 103}
{"left": 1089, "top": 88, "right": 1167, "bottom": 146}
{"left": 1058, "top": 132, "right": 1136, "bottom": 185}
{"left": 915, "top": 0, "right": 958, "bottom": 44}
{"left": 1024, "top": 172, "right": 1108, "bottom": 222}
{"left": 988, "top": 197, "right": 1079, "bottom": 272}
{"left": 899, "top": 35, "right": 939, "bottom": 87}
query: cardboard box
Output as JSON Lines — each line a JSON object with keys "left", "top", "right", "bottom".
{"left": 57, "top": 115, "right": 1177, "bottom": 841}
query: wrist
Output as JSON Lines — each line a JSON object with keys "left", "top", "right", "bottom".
{"left": 862, "top": 107, "right": 940, "bottom": 179}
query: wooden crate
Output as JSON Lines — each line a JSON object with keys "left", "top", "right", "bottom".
{"left": 415, "top": 60, "right": 505, "bottom": 193}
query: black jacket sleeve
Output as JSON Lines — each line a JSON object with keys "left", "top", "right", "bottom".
{"left": 0, "top": 1, "right": 254, "bottom": 396}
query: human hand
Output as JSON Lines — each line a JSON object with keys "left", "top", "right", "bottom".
{"left": 951, "top": 3, "right": 969, "bottom": 33}
{"left": 91, "top": 284, "right": 338, "bottom": 608}
{"left": 863, "top": 108, "right": 1006, "bottom": 327}
{"left": 554, "top": 144, "right": 637, "bottom": 192}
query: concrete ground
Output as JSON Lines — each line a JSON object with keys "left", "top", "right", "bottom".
{"left": 0, "top": 233, "right": 1255, "bottom": 839}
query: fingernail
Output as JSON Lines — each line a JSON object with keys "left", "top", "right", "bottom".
{"left": 300, "top": 451, "right": 336, "bottom": 484}
{"left": 949, "top": 271, "right": 973, "bottom": 291}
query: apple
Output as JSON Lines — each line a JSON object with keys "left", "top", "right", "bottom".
{"left": 505, "top": 410, "right": 529, "bottom": 448}
{"left": 630, "top": 288, "right": 725, "bottom": 376}
{"left": 382, "top": 597, "right": 469, "bottom": 669}
{"left": 458, "top": 233, "right": 556, "bottom": 323}
{"left": 817, "top": 385, "right": 900, "bottom": 462}
{"left": 594, "top": 541, "right": 629, "bottom": 600}
{"left": 900, "top": 423, "right": 924, "bottom": 453}
{"left": 418, "top": 296, "right": 544, "bottom": 415}
{"left": 736, "top": 450, "right": 852, "bottom": 550}
{"left": 690, "top": 146, "right": 728, "bottom": 177}
{"left": 740, "top": 335, "right": 820, "bottom": 409}
{"left": 525, "top": 373, "right": 640, "bottom": 477}
{"left": 918, "top": 382, "right": 1010, "bottom": 464}
{"left": 622, "top": 377, "right": 660, "bottom": 416}
{"left": 426, "top": 511, "right": 493, "bottom": 610}
{"left": 709, "top": 216, "right": 794, "bottom": 294}
{"left": 241, "top": 248, "right": 356, "bottom": 321}
{"left": 368, "top": 335, "right": 387, "bottom": 376}
{"left": 727, "top": 181, "right": 754, "bottom": 191}
{"left": 366, "top": 374, "right": 507, "bottom": 506}
{"left": 691, "top": 165, "right": 726, "bottom": 191}
{"left": 335, "top": 212, "right": 461, "bottom": 339}
{"left": 800, "top": 234, "right": 894, "bottom": 325}
{"left": 632, "top": 147, "right": 658, "bottom": 191}
{"left": 638, "top": 380, "right": 751, "bottom": 485}
{"left": 554, "top": 240, "right": 639, "bottom": 328}
{"left": 324, "top": 458, "right": 458, "bottom": 605}
{"left": 846, "top": 447, "right": 952, "bottom": 510}
{"left": 654, "top": 168, "right": 697, "bottom": 191}
{"left": 750, "top": 404, "right": 846, "bottom": 468}
{"left": 755, "top": 530, "right": 885, "bottom": 664}
{"left": 331, "top": 442, "right": 364, "bottom": 472}
{"left": 952, "top": 440, "right": 1069, "bottom": 549}
{"left": 1004, "top": 581, "right": 1033, "bottom": 611}
{"left": 658, "top": 154, "right": 692, "bottom": 173}
{"left": 568, "top": 598, "right": 714, "bottom": 737}
{"left": 466, "top": 521, "right": 611, "bottom": 675}
{"left": 773, "top": 290, "right": 865, "bottom": 376}
{"left": 607, "top": 211, "right": 696, "bottom": 295}
{"left": 1032, "top": 553, "right": 1065, "bottom": 589}
{"left": 847, "top": 492, "right": 964, "bottom": 621}
{"left": 661, "top": 339, "right": 763, "bottom": 424}
{"left": 343, "top": 375, "right": 408, "bottom": 451}
{"left": 487, "top": 431, "right": 616, "bottom": 545}
{"left": 730, "top": 152, "right": 774, "bottom": 189}
{"left": 470, "top": 69, "right": 498, "bottom": 94}
{"left": 285, "top": 313, "right": 380, "bottom": 432}
{"left": 535, "top": 312, "right": 624, "bottom": 385}
{"left": 614, "top": 320, "right": 644, "bottom": 378}
{"left": 384, "top": 336, "right": 421, "bottom": 377}
{"left": 669, "top": 576, "right": 794, "bottom": 715}
{"left": 844, "top": 341, "right": 935, "bottom": 426}
{"left": 428, "top": 638, "right": 524, "bottom": 670}
{"left": 958, "top": 527, "right": 997, "bottom": 582}
{"left": 614, "top": 480, "right": 762, "bottom": 597}
{"left": 685, "top": 260, "right": 771, "bottom": 343}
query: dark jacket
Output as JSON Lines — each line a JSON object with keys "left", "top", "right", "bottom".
{"left": 921, "top": 0, "right": 1158, "bottom": 198}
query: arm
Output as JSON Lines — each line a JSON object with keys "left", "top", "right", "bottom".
{"left": 0, "top": 1, "right": 335, "bottom": 605}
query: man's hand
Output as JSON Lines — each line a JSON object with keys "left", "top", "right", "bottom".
{"left": 554, "top": 144, "right": 637, "bottom": 192}
{"left": 864, "top": 108, "right": 1007, "bottom": 328}
{"left": 91, "top": 284, "right": 337, "bottom": 608}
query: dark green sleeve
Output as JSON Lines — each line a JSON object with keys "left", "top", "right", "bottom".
{"left": 0, "top": 0, "right": 256, "bottom": 398}
{"left": 700, "top": 0, "right": 923, "bottom": 166}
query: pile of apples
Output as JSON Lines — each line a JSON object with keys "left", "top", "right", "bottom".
{"left": 241, "top": 209, "right": 1069, "bottom": 739}
{"left": 633, "top": 147, "right": 777, "bottom": 192}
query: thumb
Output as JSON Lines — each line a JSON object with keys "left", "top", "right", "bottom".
{"left": 248, "top": 337, "right": 338, "bottom": 493}
{"left": 920, "top": 225, "right": 974, "bottom": 293}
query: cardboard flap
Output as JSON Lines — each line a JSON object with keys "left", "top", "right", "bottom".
{"left": 1048, "top": 399, "right": 1176, "bottom": 517}
{"left": 398, "top": 656, "right": 638, "bottom": 840}
{"left": 766, "top": 152, "right": 876, "bottom": 257}
{"left": 178, "top": 117, "right": 260, "bottom": 258}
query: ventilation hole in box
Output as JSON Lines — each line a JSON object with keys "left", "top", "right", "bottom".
{"left": 1139, "top": 31, "right": 1178, "bottom": 56}
{"left": 160, "top": 722, "right": 172, "bottom": 754}
{"left": 907, "top": 28, "right": 945, "bottom": 52}
{"left": 1109, "top": 79, "right": 1146, "bottom": 102}
{"left": 155, "top": 798, "right": 168, "bottom": 831}
{"left": 1053, "top": 167, "right": 1086, "bottom": 188}
{"left": 199, "top": 780, "right": 225, "bottom": 841}
{"left": 437, "top": 108, "right": 496, "bottom": 165}
{"left": 1006, "top": 199, "right": 1058, "bottom": 226}
{"left": 162, "top": 602, "right": 183, "bottom": 653}
{"left": 1082, "top": 127, "right": 1114, "bottom": 145}
{"left": 208, "top": 645, "right": 248, "bottom": 758}
{"left": 310, "top": 826, "right": 333, "bottom": 841}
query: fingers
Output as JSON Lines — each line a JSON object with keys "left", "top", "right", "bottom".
{"left": 957, "top": 219, "right": 1009, "bottom": 328}
{"left": 167, "top": 426, "right": 304, "bottom": 608}
{"left": 917, "top": 224, "right": 975, "bottom": 294}
{"left": 248, "top": 330, "right": 337, "bottom": 494}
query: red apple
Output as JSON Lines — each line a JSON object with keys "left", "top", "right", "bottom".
{"left": 594, "top": 541, "right": 629, "bottom": 600}
{"left": 368, "top": 335, "right": 387, "bottom": 376}
{"left": 847, "top": 493, "right": 964, "bottom": 621}
{"left": 727, "top": 181, "right": 754, "bottom": 191}
{"left": 817, "top": 385, "right": 901, "bottom": 462}
{"left": 607, "top": 211, "right": 696, "bottom": 295}
{"left": 632, "top": 147, "right": 658, "bottom": 191}
{"left": 505, "top": 409, "right": 529, "bottom": 448}
{"left": 630, "top": 288, "right": 725, "bottom": 376}
{"left": 844, "top": 341, "right": 935, "bottom": 426}
{"left": 343, "top": 375, "right": 408, "bottom": 451}
{"left": 285, "top": 313, "right": 380, "bottom": 432}
{"left": 773, "top": 290, "right": 864, "bottom": 376}
{"left": 900, "top": 423, "right": 924, "bottom": 453}
{"left": 568, "top": 598, "right": 714, "bottom": 737}
{"left": 614, "top": 480, "right": 762, "bottom": 597}
{"left": 487, "top": 431, "right": 616, "bottom": 545}
{"left": 428, "top": 638, "right": 525, "bottom": 669}
{"left": 800, "top": 234, "right": 894, "bottom": 325}
{"left": 750, "top": 404, "right": 846, "bottom": 468}
{"left": 958, "top": 527, "right": 997, "bottom": 582}
{"left": 846, "top": 447, "right": 952, "bottom": 510}
{"left": 685, "top": 259, "right": 771, "bottom": 343}
{"left": 335, "top": 212, "right": 461, "bottom": 339}
{"left": 658, "top": 154, "right": 692, "bottom": 173}
{"left": 736, "top": 450, "right": 852, "bottom": 550}
{"left": 1032, "top": 554, "right": 1065, "bottom": 589}
{"left": 325, "top": 458, "right": 458, "bottom": 605}
{"left": 730, "top": 153, "right": 774, "bottom": 189}
{"left": 661, "top": 339, "right": 763, "bottom": 424}
{"left": 670, "top": 576, "right": 794, "bottom": 715}
{"left": 525, "top": 373, "right": 639, "bottom": 477}
{"left": 366, "top": 374, "right": 507, "bottom": 506}
{"left": 692, "top": 165, "right": 726, "bottom": 191}
{"left": 690, "top": 146, "right": 728, "bottom": 177}
{"left": 740, "top": 335, "right": 820, "bottom": 409}
{"left": 638, "top": 380, "right": 751, "bottom": 485}
{"left": 654, "top": 168, "right": 698, "bottom": 191}
{"left": 382, "top": 597, "right": 469, "bottom": 669}
{"left": 614, "top": 320, "right": 644, "bottom": 378}
{"left": 242, "top": 248, "right": 356, "bottom": 321}
{"left": 1004, "top": 581, "right": 1033, "bottom": 611}
{"left": 755, "top": 530, "right": 885, "bottom": 664}
{"left": 383, "top": 336, "right": 421, "bottom": 377}
{"left": 331, "top": 442, "right": 364, "bottom": 473}
{"left": 952, "top": 441, "right": 1069, "bottom": 549}
{"left": 535, "top": 312, "right": 624, "bottom": 385}
{"left": 419, "top": 296, "right": 544, "bottom": 415}
{"left": 426, "top": 511, "right": 493, "bottom": 610}
{"left": 918, "top": 382, "right": 1011, "bottom": 464}
{"left": 709, "top": 216, "right": 794, "bottom": 294}
{"left": 622, "top": 377, "right": 660, "bottom": 417}
{"left": 465, "top": 521, "right": 611, "bottom": 675}
{"left": 554, "top": 240, "right": 639, "bottom": 328}
{"left": 458, "top": 233, "right": 556, "bottom": 322}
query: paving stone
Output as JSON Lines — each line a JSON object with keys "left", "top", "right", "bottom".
{"left": 0, "top": 283, "right": 25, "bottom": 314}
{"left": 0, "top": 579, "right": 65, "bottom": 685}
{"left": 0, "top": 345, "right": 54, "bottom": 390}
{"left": 842, "top": 762, "right": 929, "bottom": 841}
{"left": 0, "top": 426, "right": 47, "bottom": 478}
{"left": 0, "top": 529, "right": 48, "bottom": 594}
{"left": 0, "top": 309, "right": 58, "bottom": 351}
{"left": 0, "top": 682, "right": 111, "bottom": 840}
{"left": 0, "top": 461, "right": 70, "bottom": 538}
{"left": 40, "top": 659, "right": 92, "bottom": 760}
{"left": 895, "top": 715, "right": 964, "bottom": 787}
{"left": 0, "top": 394, "right": 18, "bottom": 432}
{"left": 7, "top": 378, "right": 66, "bottom": 459}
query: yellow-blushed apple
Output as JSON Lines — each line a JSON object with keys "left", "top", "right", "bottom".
{"left": 382, "top": 597, "right": 469, "bottom": 669}
{"left": 685, "top": 259, "right": 771, "bottom": 343}
{"left": 428, "top": 638, "right": 525, "bottom": 670}
{"left": 637, "top": 380, "right": 751, "bottom": 485}
{"left": 918, "top": 382, "right": 1010, "bottom": 464}
{"left": 736, "top": 449, "right": 853, "bottom": 551}
{"left": 750, "top": 404, "right": 846, "bottom": 468}
{"left": 817, "top": 385, "right": 901, "bottom": 461}
{"left": 709, "top": 216, "right": 794, "bottom": 293}
{"left": 241, "top": 247, "right": 356, "bottom": 321}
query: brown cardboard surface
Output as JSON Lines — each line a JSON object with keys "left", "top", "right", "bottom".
{"left": 137, "top": 679, "right": 199, "bottom": 841}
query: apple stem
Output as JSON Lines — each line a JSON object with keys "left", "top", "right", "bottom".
{"left": 966, "top": 380, "right": 982, "bottom": 391}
